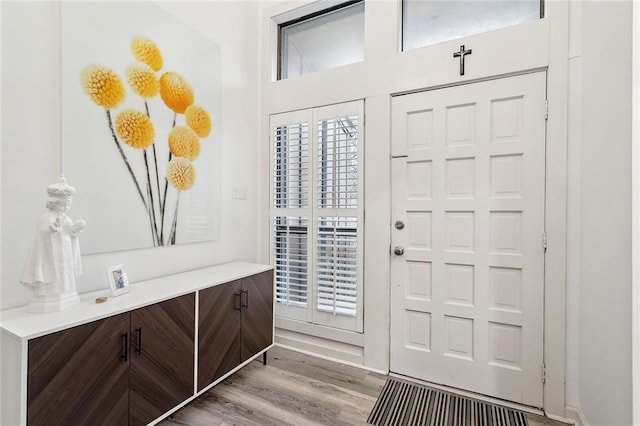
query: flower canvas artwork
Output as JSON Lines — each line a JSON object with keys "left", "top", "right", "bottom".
{"left": 61, "top": 2, "right": 221, "bottom": 254}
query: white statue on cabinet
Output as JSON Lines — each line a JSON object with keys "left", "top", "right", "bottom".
{"left": 20, "top": 175, "right": 86, "bottom": 313}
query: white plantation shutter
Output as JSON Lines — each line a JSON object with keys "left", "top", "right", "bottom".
{"left": 274, "top": 216, "right": 308, "bottom": 307}
{"left": 270, "top": 101, "right": 363, "bottom": 332}
{"left": 274, "top": 122, "right": 309, "bottom": 209}
{"left": 316, "top": 217, "right": 358, "bottom": 316}
{"left": 271, "top": 111, "right": 312, "bottom": 322}
{"left": 317, "top": 116, "right": 359, "bottom": 209}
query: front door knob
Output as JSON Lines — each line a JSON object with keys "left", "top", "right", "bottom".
{"left": 394, "top": 246, "right": 405, "bottom": 256}
{"left": 394, "top": 220, "right": 405, "bottom": 230}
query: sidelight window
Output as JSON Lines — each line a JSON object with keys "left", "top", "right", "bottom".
{"left": 270, "top": 101, "right": 364, "bottom": 332}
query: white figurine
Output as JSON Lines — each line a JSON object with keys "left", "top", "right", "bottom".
{"left": 20, "top": 175, "right": 86, "bottom": 313}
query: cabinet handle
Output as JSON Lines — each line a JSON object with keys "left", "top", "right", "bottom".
{"left": 234, "top": 292, "right": 242, "bottom": 311}
{"left": 121, "top": 332, "right": 128, "bottom": 362}
{"left": 241, "top": 290, "right": 249, "bottom": 310}
{"left": 135, "top": 327, "right": 143, "bottom": 355}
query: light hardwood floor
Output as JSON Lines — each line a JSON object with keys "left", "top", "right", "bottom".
{"left": 161, "top": 346, "right": 565, "bottom": 426}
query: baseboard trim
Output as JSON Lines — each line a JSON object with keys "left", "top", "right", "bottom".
{"left": 275, "top": 343, "right": 388, "bottom": 375}
{"left": 564, "top": 406, "right": 589, "bottom": 426}
{"left": 275, "top": 317, "right": 365, "bottom": 346}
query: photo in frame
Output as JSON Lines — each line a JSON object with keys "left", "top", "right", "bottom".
{"left": 61, "top": 1, "right": 221, "bottom": 254}
{"left": 107, "top": 264, "right": 130, "bottom": 297}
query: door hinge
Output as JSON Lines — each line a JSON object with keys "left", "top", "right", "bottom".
{"left": 544, "top": 100, "right": 549, "bottom": 120}
{"left": 543, "top": 232, "right": 548, "bottom": 252}
{"left": 542, "top": 363, "right": 546, "bottom": 384}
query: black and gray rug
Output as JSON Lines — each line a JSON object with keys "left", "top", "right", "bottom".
{"left": 367, "top": 378, "right": 528, "bottom": 426}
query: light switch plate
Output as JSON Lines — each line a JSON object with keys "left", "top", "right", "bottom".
{"left": 232, "top": 186, "right": 247, "bottom": 200}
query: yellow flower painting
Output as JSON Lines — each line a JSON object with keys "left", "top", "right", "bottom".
{"left": 159, "top": 72, "right": 194, "bottom": 114}
{"left": 80, "top": 65, "right": 126, "bottom": 109}
{"left": 126, "top": 64, "right": 159, "bottom": 99}
{"left": 115, "top": 109, "right": 155, "bottom": 149}
{"left": 130, "top": 36, "right": 164, "bottom": 71}
{"left": 62, "top": 1, "right": 221, "bottom": 253}
{"left": 185, "top": 105, "right": 212, "bottom": 138}
{"left": 168, "top": 126, "right": 200, "bottom": 160}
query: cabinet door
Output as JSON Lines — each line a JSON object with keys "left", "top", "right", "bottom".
{"left": 129, "top": 294, "right": 195, "bottom": 426}
{"left": 27, "top": 313, "right": 130, "bottom": 426}
{"left": 198, "top": 280, "right": 241, "bottom": 391}
{"left": 240, "top": 270, "right": 274, "bottom": 362}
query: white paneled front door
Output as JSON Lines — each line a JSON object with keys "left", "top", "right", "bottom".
{"left": 390, "top": 72, "right": 547, "bottom": 407}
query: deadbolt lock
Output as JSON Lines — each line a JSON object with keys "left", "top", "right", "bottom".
{"left": 394, "top": 220, "right": 405, "bottom": 230}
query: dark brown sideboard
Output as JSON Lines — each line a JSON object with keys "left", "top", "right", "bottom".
{"left": 1, "top": 263, "right": 274, "bottom": 426}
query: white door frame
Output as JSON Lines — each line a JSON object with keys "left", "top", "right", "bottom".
{"left": 543, "top": 0, "right": 569, "bottom": 419}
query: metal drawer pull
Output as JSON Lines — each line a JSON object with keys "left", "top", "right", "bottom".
{"left": 241, "top": 290, "right": 249, "bottom": 310}
{"left": 135, "top": 328, "right": 143, "bottom": 355}
{"left": 121, "top": 332, "right": 128, "bottom": 362}
{"left": 234, "top": 292, "right": 242, "bottom": 311}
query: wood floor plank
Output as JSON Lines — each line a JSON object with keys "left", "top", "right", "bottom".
{"left": 162, "top": 346, "right": 385, "bottom": 426}
{"left": 162, "top": 346, "right": 565, "bottom": 426}
{"left": 266, "top": 347, "right": 386, "bottom": 398}
{"left": 230, "top": 366, "right": 375, "bottom": 422}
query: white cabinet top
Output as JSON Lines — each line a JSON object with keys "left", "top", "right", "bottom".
{"left": 0, "top": 262, "right": 272, "bottom": 340}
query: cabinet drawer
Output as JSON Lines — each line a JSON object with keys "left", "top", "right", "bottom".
{"left": 27, "top": 314, "right": 130, "bottom": 426}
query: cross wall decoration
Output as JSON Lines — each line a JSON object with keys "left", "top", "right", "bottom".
{"left": 453, "top": 45, "right": 472, "bottom": 76}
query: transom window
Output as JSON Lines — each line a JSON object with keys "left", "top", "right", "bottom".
{"left": 270, "top": 101, "right": 364, "bottom": 332}
{"left": 278, "top": 1, "right": 365, "bottom": 80}
{"left": 402, "top": 0, "right": 543, "bottom": 51}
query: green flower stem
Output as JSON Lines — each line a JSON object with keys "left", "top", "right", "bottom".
{"left": 160, "top": 111, "right": 178, "bottom": 245}
{"left": 144, "top": 99, "right": 162, "bottom": 246}
{"left": 143, "top": 149, "right": 160, "bottom": 245}
{"left": 152, "top": 144, "right": 162, "bottom": 216}
{"left": 160, "top": 152, "right": 172, "bottom": 244}
{"left": 146, "top": 182, "right": 158, "bottom": 246}
{"left": 168, "top": 192, "right": 181, "bottom": 245}
{"left": 144, "top": 101, "right": 163, "bottom": 216}
{"left": 106, "top": 110, "right": 148, "bottom": 210}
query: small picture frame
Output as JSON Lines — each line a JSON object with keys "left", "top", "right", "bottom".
{"left": 107, "top": 264, "right": 130, "bottom": 297}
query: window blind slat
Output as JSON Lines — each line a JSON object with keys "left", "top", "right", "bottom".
{"left": 317, "top": 116, "right": 359, "bottom": 210}
{"left": 274, "top": 122, "right": 309, "bottom": 209}
{"left": 273, "top": 216, "right": 309, "bottom": 307}
{"left": 315, "top": 216, "right": 358, "bottom": 317}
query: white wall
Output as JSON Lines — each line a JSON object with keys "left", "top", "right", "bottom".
{"left": 565, "top": 0, "right": 582, "bottom": 414}
{"left": 0, "top": 0, "right": 261, "bottom": 310}
{"left": 577, "top": 2, "right": 633, "bottom": 425}
{"left": 1, "top": 1, "right": 61, "bottom": 309}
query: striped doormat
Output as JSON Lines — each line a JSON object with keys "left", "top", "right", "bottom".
{"left": 367, "top": 378, "right": 528, "bottom": 426}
